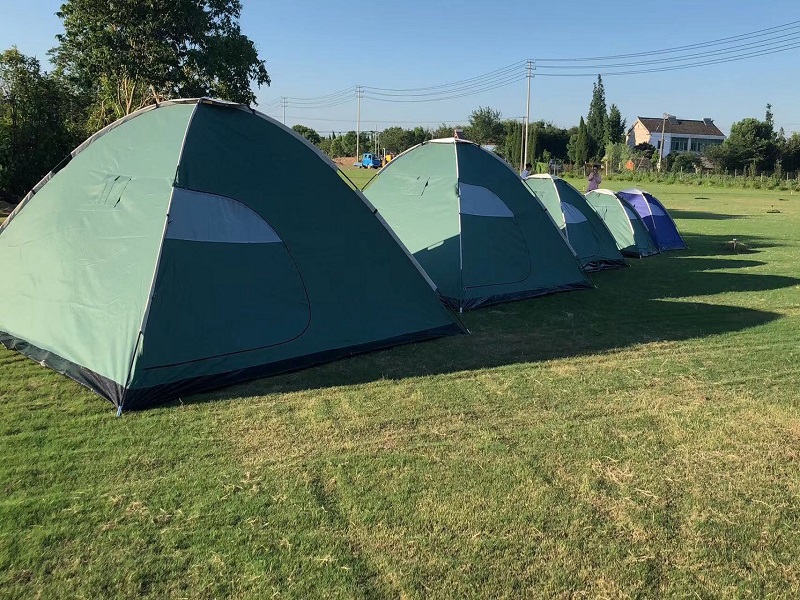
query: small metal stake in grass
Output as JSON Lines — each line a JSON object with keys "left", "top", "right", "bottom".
{"left": 726, "top": 238, "right": 750, "bottom": 254}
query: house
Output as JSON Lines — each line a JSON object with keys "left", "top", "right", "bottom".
{"left": 627, "top": 116, "right": 725, "bottom": 156}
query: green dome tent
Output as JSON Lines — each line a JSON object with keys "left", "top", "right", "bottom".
{"left": 0, "top": 99, "right": 464, "bottom": 412}
{"left": 362, "top": 138, "right": 592, "bottom": 311}
{"left": 524, "top": 174, "right": 627, "bottom": 271}
{"left": 585, "top": 189, "right": 659, "bottom": 258}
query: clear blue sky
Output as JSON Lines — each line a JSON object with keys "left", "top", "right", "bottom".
{"left": 2, "top": 0, "right": 800, "bottom": 136}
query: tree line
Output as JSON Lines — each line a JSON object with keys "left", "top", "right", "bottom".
{"left": 1, "top": 0, "right": 268, "bottom": 202}
{"left": 628, "top": 104, "right": 800, "bottom": 176}
{"left": 4, "top": 4, "right": 800, "bottom": 204}
{"left": 705, "top": 104, "right": 800, "bottom": 174}
{"left": 293, "top": 76, "right": 627, "bottom": 169}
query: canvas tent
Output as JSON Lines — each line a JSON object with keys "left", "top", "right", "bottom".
{"left": 523, "top": 174, "right": 627, "bottom": 271}
{"left": 0, "top": 99, "right": 465, "bottom": 412}
{"left": 616, "top": 188, "right": 687, "bottom": 251}
{"left": 585, "top": 189, "right": 659, "bottom": 258}
{"left": 362, "top": 138, "right": 592, "bottom": 311}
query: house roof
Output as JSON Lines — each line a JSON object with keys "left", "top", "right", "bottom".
{"left": 635, "top": 117, "right": 725, "bottom": 137}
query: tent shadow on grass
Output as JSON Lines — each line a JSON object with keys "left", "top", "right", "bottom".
{"left": 670, "top": 209, "right": 745, "bottom": 221}
{"left": 179, "top": 233, "right": 797, "bottom": 407}
{"left": 676, "top": 233, "right": 785, "bottom": 257}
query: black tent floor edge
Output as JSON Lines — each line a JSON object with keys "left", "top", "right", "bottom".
{"left": 0, "top": 331, "right": 124, "bottom": 407}
{"left": 582, "top": 258, "right": 629, "bottom": 272}
{"left": 444, "top": 281, "right": 594, "bottom": 312}
{"left": 621, "top": 249, "right": 659, "bottom": 259}
{"left": 123, "top": 322, "right": 465, "bottom": 411}
{"left": 2, "top": 325, "right": 463, "bottom": 412}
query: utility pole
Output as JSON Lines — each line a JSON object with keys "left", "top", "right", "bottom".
{"left": 519, "top": 119, "right": 525, "bottom": 173}
{"left": 657, "top": 112, "right": 667, "bottom": 172}
{"left": 281, "top": 97, "right": 287, "bottom": 125}
{"left": 523, "top": 59, "right": 535, "bottom": 167}
{"left": 356, "top": 86, "right": 363, "bottom": 163}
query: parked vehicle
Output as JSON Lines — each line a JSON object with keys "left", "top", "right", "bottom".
{"left": 356, "top": 153, "right": 382, "bottom": 169}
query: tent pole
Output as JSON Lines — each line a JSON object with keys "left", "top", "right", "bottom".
{"left": 356, "top": 86, "right": 362, "bottom": 163}
{"left": 523, "top": 60, "right": 533, "bottom": 166}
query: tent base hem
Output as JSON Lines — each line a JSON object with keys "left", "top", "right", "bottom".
{"left": 582, "top": 258, "right": 629, "bottom": 272}
{"left": 621, "top": 248, "right": 659, "bottom": 259}
{"left": 445, "top": 281, "right": 594, "bottom": 311}
{"left": 122, "top": 322, "right": 466, "bottom": 410}
{"left": 0, "top": 330, "right": 125, "bottom": 406}
{"left": 0, "top": 323, "right": 466, "bottom": 412}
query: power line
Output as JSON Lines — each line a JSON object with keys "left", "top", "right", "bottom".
{"left": 279, "top": 116, "right": 469, "bottom": 124}
{"left": 365, "top": 74, "right": 525, "bottom": 103}
{"left": 258, "top": 20, "right": 800, "bottom": 111}
{"left": 285, "top": 96, "right": 353, "bottom": 109}
{"left": 536, "top": 30, "right": 800, "bottom": 70}
{"left": 536, "top": 39, "right": 800, "bottom": 77}
{"left": 287, "top": 85, "right": 356, "bottom": 101}
{"left": 365, "top": 69, "right": 525, "bottom": 98}
{"left": 536, "top": 19, "right": 800, "bottom": 61}
{"left": 363, "top": 61, "right": 525, "bottom": 93}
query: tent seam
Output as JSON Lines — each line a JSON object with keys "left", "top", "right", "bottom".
{"left": 119, "top": 101, "right": 201, "bottom": 411}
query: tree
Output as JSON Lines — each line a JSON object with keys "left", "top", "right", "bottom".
{"left": 379, "top": 126, "right": 407, "bottom": 154}
{"left": 291, "top": 124, "right": 321, "bottom": 145}
{"left": 317, "top": 137, "right": 332, "bottom": 155}
{"left": 51, "top": 0, "right": 270, "bottom": 128}
{"left": 537, "top": 122, "right": 573, "bottom": 160}
{"left": 407, "top": 126, "right": 430, "bottom": 148}
{"left": 0, "top": 48, "right": 82, "bottom": 201}
{"left": 431, "top": 123, "right": 460, "bottom": 139}
{"left": 586, "top": 75, "right": 607, "bottom": 159}
{"left": 335, "top": 131, "right": 371, "bottom": 157}
{"left": 782, "top": 132, "right": 800, "bottom": 172}
{"left": 377, "top": 125, "right": 431, "bottom": 154}
{"left": 604, "top": 142, "right": 631, "bottom": 172}
{"left": 708, "top": 116, "right": 776, "bottom": 171}
{"left": 633, "top": 142, "right": 656, "bottom": 159}
{"left": 568, "top": 117, "right": 589, "bottom": 165}
{"left": 500, "top": 120, "right": 523, "bottom": 168}
{"left": 670, "top": 151, "right": 701, "bottom": 173}
{"left": 467, "top": 106, "right": 503, "bottom": 145}
{"left": 329, "top": 136, "right": 347, "bottom": 158}
{"left": 606, "top": 104, "right": 625, "bottom": 144}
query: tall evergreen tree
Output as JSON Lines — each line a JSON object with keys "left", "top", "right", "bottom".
{"left": 586, "top": 75, "right": 608, "bottom": 159}
{"left": 568, "top": 117, "right": 589, "bottom": 165}
{"left": 527, "top": 123, "right": 539, "bottom": 164}
{"left": 502, "top": 120, "right": 523, "bottom": 168}
{"left": 606, "top": 104, "right": 626, "bottom": 144}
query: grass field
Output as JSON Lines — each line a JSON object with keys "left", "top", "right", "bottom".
{"left": 2, "top": 178, "right": 799, "bottom": 598}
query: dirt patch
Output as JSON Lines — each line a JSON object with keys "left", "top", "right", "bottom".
{"left": 332, "top": 157, "right": 358, "bottom": 168}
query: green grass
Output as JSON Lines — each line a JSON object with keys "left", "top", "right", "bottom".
{"left": 342, "top": 166, "right": 377, "bottom": 190}
{"left": 2, "top": 181, "right": 800, "bottom": 598}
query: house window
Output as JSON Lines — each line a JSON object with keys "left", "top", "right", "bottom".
{"left": 671, "top": 137, "right": 689, "bottom": 152}
{"left": 690, "top": 138, "right": 722, "bottom": 153}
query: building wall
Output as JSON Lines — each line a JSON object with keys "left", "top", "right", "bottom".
{"left": 627, "top": 119, "right": 724, "bottom": 157}
{"left": 627, "top": 120, "right": 652, "bottom": 146}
